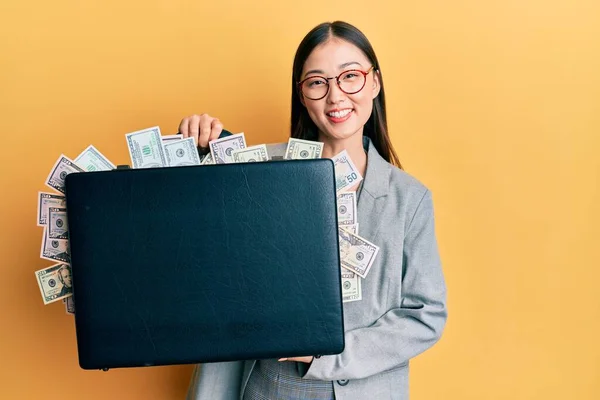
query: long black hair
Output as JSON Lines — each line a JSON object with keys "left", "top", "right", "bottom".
{"left": 291, "top": 21, "right": 402, "bottom": 169}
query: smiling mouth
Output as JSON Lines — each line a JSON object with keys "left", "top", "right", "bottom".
{"left": 326, "top": 109, "right": 353, "bottom": 118}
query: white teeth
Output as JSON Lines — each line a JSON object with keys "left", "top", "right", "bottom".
{"left": 327, "top": 109, "right": 351, "bottom": 118}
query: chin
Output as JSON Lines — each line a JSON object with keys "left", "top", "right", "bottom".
{"left": 319, "top": 124, "right": 363, "bottom": 141}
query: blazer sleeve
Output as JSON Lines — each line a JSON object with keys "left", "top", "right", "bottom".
{"left": 303, "top": 189, "right": 448, "bottom": 380}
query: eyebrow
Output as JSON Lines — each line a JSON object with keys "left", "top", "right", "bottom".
{"left": 303, "top": 61, "right": 363, "bottom": 78}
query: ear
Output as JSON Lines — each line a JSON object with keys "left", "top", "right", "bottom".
{"left": 371, "top": 69, "right": 381, "bottom": 99}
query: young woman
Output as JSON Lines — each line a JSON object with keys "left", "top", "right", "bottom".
{"left": 182, "top": 21, "right": 447, "bottom": 400}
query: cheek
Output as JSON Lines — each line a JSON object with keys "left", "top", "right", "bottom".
{"left": 304, "top": 102, "right": 325, "bottom": 123}
{"left": 352, "top": 93, "right": 374, "bottom": 118}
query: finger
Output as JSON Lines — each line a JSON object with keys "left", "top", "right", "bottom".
{"left": 278, "top": 358, "right": 288, "bottom": 362}
{"left": 198, "top": 114, "right": 213, "bottom": 148}
{"left": 189, "top": 115, "right": 201, "bottom": 147}
{"left": 209, "top": 118, "right": 223, "bottom": 142}
{"left": 178, "top": 118, "right": 189, "bottom": 138}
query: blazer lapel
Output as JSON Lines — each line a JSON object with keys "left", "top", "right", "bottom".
{"left": 356, "top": 136, "right": 391, "bottom": 243}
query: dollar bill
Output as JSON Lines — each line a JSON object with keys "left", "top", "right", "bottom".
{"left": 37, "top": 192, "right": 66, "bottom": 226}
{"left": 45, "top": 155, "right": 84, "bottom": 194}
{"left": 40, "top": 227, "right": 70, "bottom": 264}
{"left": 209, "top": 132, "right": 247, "bottom": 164}
{"left": 332, "top": 150, "right": 363, "bottom": 193}
{"left": 338, "top": 227, "right": 379, "bottom": 278}
{"left": 341, "top": 223, "right": 359, "bottom": 235}
{"left": 48, "top": 207, "right": 68, "bottom": 239}
{"left": 164, "top": 137, "right": 201, "bottom": 167}
{"left": 232, "top": 144, "right": 269, "bottom": 163}
{"left": 284, "top": 138, "right": 324, "bottom": 160}
{"left": 161, "top": 134, "right": 183, "bottom": 143}
{"left": 34, "top": 263, "right": 73, "bottom": 305}
{"left": 200, "top": 152, "right": 215, "bottom": 165}
{"left": 337, "top": 191, "right": 357, "bottom": 226}
{"left": 63, "top": 296, "right": 75, "bottom": 315}
{"left": 341, "top": 270, "right": 362, "bottom": 303}
{"left": 125, "top": 126, "right": 168, "bottom": 169}
{"left": 74, "top": 145, "right": 115, "bottom": 171}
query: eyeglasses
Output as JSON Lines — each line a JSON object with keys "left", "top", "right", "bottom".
{"left": 297, "top": 66, "right": 375, "bottom": 101}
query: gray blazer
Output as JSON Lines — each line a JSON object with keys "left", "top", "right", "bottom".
{"left": 187, "top": 137, "right": 447, "bottom": 400}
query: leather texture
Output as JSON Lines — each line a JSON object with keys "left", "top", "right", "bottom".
{"left": 65, "top": 158, "right": 345, "bottom": 370}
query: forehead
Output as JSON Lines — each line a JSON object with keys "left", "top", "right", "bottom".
{"left": 302, "top": 38, "right": 370, "bottom": 74}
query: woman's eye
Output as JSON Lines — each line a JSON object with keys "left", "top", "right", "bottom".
{"left": 308, "top": 79, "right": 326, "bottom": 87}
{"left": 342, "top": 73, "right": 358, "bottom": 80}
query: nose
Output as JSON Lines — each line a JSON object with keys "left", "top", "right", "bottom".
{"left": 326, "top": 79, "right": 345, "bottom": 104}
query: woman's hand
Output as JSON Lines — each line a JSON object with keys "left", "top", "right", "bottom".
{"left": 178, "top": 113, "right": 223, "bottom": 149}
{"left": 278, "top": 356, "right": 314, "bottom": 364}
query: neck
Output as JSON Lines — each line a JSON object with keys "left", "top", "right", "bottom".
{"left": 318, "top": 132, "right": 368, "bottom": 181}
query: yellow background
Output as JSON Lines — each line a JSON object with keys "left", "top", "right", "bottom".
{"left": 1, "top": 0, "right": 599, "bottom": 399}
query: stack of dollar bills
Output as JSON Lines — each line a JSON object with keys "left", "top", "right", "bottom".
{"left": 35, "top": 126, "right": 380, "bottom": 313}
{"left": 36, "top": 145, "right": 115, "bottom": 314}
